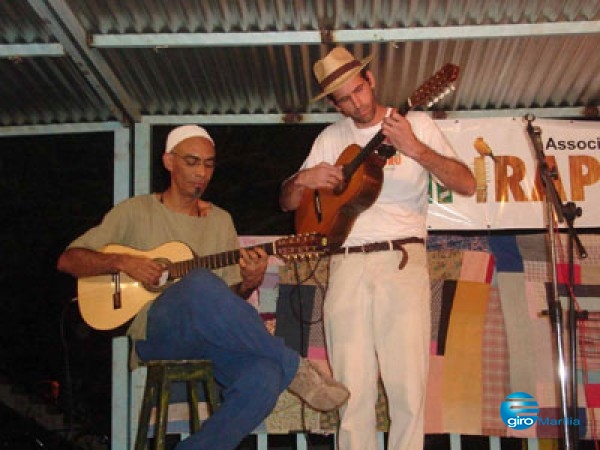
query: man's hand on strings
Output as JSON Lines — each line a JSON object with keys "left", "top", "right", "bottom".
{"left": 238, "top": 247, "right": 269, "bottom": 295}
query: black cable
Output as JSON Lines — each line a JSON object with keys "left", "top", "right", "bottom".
{"left": 289, "top": 256, "right": 328, "bottom": 328}
{"left": 287, "top": 255, "right": 332, "bottom": 449}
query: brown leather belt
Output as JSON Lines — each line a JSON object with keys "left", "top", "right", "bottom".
{"left": 331, "top": 237, "right": 425, "bottom": 255}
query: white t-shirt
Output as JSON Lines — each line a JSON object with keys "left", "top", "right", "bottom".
{"left": 300, "top": 110, "right": 458, "bottom": 245}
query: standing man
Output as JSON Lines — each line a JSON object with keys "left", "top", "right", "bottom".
{"left": 57, "top": 125, "right": 349, "bottom": 450}
{"left": 280, "top": 48, "right": 476, "bottom": 450}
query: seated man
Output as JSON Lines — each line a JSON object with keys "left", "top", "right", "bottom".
{"left": 57, "top": 125, "right": 349, "bottom": 450}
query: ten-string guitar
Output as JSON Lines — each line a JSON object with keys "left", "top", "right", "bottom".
{"left": 295, "top": 64, "right": 460, "bottom": 249}
{"left": 77, "top": 233, "right": 327, "bottom": 330}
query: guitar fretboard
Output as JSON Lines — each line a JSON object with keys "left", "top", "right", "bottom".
{"left": 343, "top": 100, "right": 411, "bottom": 181}
{"left": 168, "top": 242, "right": 276, "bottom": 279}
{"left": 341, "top": 64, "right": 458, "bottom": 183}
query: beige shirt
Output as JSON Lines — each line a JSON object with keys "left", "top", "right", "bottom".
{"left": 67, "top": 194, "right": 242, "bottom": 366}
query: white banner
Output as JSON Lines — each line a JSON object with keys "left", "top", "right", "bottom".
{"left": 428, "top": 117, "right": 600, "bottom": 230}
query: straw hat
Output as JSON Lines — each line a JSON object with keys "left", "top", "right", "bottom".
{"left": 310, "top": 47, "right": 373, "bottom": 102}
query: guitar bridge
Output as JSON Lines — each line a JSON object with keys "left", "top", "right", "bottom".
{"left": 112, "top": 273, "right": 122, "bottom": 310}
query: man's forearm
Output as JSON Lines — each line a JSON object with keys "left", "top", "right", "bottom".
{"left": 416, "top": 146, "right": 476, "bottom": 196}
{"left": 279, "top": 172, "right": 306, "bottom": 212}
{"left": 57, "top": 247, "right": 122, "bottom": 278}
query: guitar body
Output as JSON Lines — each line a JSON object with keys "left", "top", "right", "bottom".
{"left": 76, "top": 234, "right": 327, "bottom": 330}
{"left": 77, "top": 241, "right": 193, "bottom": 330}
{"left": 295, "top": 144, "right": 385, "bottom": 248}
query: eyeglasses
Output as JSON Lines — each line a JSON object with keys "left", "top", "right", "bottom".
{"left": 171, "top": 151, "right": 216, "bottom": 169}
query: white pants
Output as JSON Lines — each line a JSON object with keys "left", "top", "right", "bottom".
{"left": 324, "top": 244, "right": 430, "bottom": 450}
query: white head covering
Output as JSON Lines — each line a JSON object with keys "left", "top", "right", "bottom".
{"left": 165, "top": 125, "right": 214, "bottom": 153}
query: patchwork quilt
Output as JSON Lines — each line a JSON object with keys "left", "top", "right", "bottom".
{"left": 155, "top": 233, "right": 600, "bottom": 440}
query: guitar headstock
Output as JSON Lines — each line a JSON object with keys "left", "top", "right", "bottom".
{"left": 408, "top": 63, "right": 459, "bottom": 110}
{"left": 275, "top": 233, "right": 329, "bottom": 261}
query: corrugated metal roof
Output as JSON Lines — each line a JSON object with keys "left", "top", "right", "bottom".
{"left": 0, "top": 0, "right": 598, "bottom": 127}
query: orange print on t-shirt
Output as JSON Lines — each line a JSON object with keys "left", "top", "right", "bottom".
{"left": 385, "top": 153, "right": 402, "bottom": 166}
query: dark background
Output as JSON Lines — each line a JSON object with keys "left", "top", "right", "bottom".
{"left": 0, "top": 124, "right": 323, "bottom": 446}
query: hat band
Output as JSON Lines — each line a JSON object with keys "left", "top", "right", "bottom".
{"left": 320, "top": 60, "right": 362, "bottom": 90}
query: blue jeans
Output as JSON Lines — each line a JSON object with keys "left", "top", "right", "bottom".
{"left": 136, "top": 268, "right": 300, "bottom": 450}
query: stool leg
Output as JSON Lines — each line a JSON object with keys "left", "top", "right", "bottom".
{"left": 135, "top": 370, "right": 156, "bottom": 450}
{"left": 187, "top": 380, "right": 201, "bottom": 434}
{"left": 153, "top": 367, "right": 170, "bottom": 450}
{"left": 205, "top": 374, "right": 220, "bottom": 415}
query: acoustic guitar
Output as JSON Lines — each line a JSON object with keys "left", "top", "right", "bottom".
{"left": 77, "top": 233, "right": 327, "bottom": 330}
{"left": 295, "top": 64, "right": 460, "bottom": 248}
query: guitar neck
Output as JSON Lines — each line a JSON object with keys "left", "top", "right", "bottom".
{"left": 168, "top": 242, "right": 276, "bottom": 278}
{"left": 343, "top": 100, "right": 410, "bottom": 180}
{"left": 342, "top": 63, "right": 459, "bottom": 181}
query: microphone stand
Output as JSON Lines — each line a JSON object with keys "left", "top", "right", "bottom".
{"left": 524, "top": 114, "right": 587, "bottom": 450}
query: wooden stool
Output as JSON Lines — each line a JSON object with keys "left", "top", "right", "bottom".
{"left": 135, "top": 360, "right": 220, "bottom": 450}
